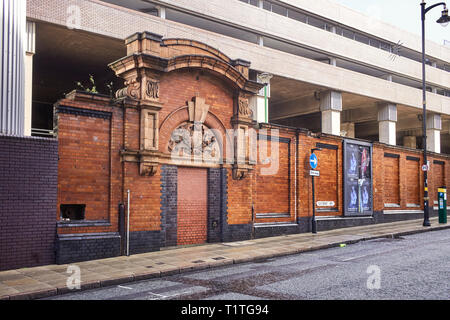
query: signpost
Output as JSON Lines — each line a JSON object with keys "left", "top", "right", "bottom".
{"left": 310, "top": 149, "right": 321, "bottom": 234}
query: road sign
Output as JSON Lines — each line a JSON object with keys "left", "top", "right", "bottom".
{"left": 422, "top": 164, "right": 429, "bottom": 172}
{"left": 310, "top": 170, "right": 320, "bottom": 176}
{"left": 317, "top": 201, "right": 335, "bottom": 207}
{"left": 310, "top": 153, "right": 318, "bottom": 169}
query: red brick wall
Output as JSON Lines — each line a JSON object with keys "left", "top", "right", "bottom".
{"left": 430, "top": 161, "right": 445, "bottom": 204}
{"left": 405, "top": 158, "right": 421, "bottom": 206}
{"left": 383, "top": 156, "right": 400, "bottom": 205}
{"left": 315, "top": 146, "right": 340, "bottom": 214}
{"left": 254, "top": 131, "right": 295, "bottom": 223}
{"left": 57, "top": 113, "right": 110, "bottom": 221}
{"left": 297, "top": 134, "right": 342, "bottom": 217}
{"left": 227, "top": 169, "right": 254, "bottom": 225}
{"left": 123, "top": 162, "right": 161, "bottom": 232}
{"left": 56, "top": 96, "right": 123, "bottom": 235}
{"left": 373, "top": 144, "right": 450, "bottom": 212}
{"left": 177, "top": 167, "right": 208, "bottom": 245}
{"left": 55, "top": 80, "right": 450, "bottom": 250}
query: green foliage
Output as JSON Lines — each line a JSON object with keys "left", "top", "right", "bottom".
{"left": 75, "top": 74, "right": 98, "bottom": 94}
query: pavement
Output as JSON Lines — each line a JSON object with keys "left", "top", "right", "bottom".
{"left": 0, "top": 217, "right": 448, "bottom": 300}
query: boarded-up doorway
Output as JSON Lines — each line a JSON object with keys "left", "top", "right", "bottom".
{"left": 177, "top": 167, "right": 208, "bottom": 245}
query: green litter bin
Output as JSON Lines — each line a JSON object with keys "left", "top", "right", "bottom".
{"left": 438, "top": 187, "right": 447, "bottom": 224}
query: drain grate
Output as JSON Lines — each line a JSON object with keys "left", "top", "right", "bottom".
{"left": 192, "top": 260, "right": 205, "bottom": 263}
{"left": 211, "top": 257, "right": 226, "bottom": 261}
{"left": 146, "top": 266, "right": 153, "bottom": 268}
{"left": 155, "top": 262, "right": 165, "bottom": 265}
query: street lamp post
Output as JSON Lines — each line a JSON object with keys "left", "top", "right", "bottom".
{"left": 420, "top": 1, "right": 449, "bottom": 227}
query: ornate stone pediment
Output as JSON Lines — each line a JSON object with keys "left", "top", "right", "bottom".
{"left": 109, "top": 32, "right": 265, "bottom": 178}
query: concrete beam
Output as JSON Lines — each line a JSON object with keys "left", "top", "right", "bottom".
{"left": 270, "top": 94, "right": 319, "bottom": 120}
{"left": 341, "top": 108, "right": 378, "bottom": 123}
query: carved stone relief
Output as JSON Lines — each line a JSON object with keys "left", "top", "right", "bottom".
{"left": 168, "top": 122, "right": 220, "bottom": 161}
{"left": 238, "top": 95, "right": 252, "bottom": 117}
{"left": 146, "top": 80, "right": 160, "bottom": 100}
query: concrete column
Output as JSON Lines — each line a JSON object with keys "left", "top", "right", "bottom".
{"left": 378, "top": 103, "right": 397, "bottom": 145}
{"left": 426, "top": 113, "right": 441, "bottom": 153}
{"left": 157, "top": 6, "right": 166, "bottom": 19}
{"left": 257, "top": 35, "right": 264, "bottom": 46}
{"left": 320, "top": 91, "right": 342, "bottom": 135}
{"left": 403, "top": 136, "right": 417, "bottom": 149}
{"left": 1, "top": 0, "right": 26, "bottom": 136}
{"left": 383, "top": 74, "right": 393, "bottom": 82}
{"left": 249, "top": 73, "right": 272, "bottom": 123}
{"left": 341, "top": 122, "right": 355, "bottom": 138}
{"left": 24, "top": 21, "right": 35, "bottom": 136}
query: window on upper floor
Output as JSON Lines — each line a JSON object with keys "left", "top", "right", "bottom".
{"left": 355, "top": 33, "right": 370, "bottom": 45}
{"left": 239, "top": 0, "right": 259, "bottom": 6}
{"left": 307, "top": 16, "right": 327, "bottom": 29}
{"left": 342, "top": 28, "right": 355, "bottom": 40}
{"left": 271, "top": 2, "right": 288, "bottom": 16}
{"left": 288, "top": 10, "right": 307, "bottom": 23}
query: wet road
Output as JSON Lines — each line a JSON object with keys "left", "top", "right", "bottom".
{"left": 45, "top": 229, "right": 450, "bottom": 300}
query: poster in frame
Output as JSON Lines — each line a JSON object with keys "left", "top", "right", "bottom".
{"left": 343, "top": 139, "right": 373, "bottom": 216}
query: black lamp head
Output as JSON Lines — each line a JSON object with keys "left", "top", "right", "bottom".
{"left": 436, "top": 8, "right": 450, "bottom": 26}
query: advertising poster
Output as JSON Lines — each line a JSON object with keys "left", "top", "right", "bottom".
{"left": 343, "top": 140, "right": 373, "bottom": 216}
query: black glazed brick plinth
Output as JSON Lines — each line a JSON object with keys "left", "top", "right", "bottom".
{"left": 160, "top": 165, "right": 178, "bottom": 248}
{"left": 0, "top": 135, "right": 58, "bottom": 271}
{"left": 56, "top": 233, "right": 121, "bottom": 264}
{"left": 129, "top": 231, "right": 161, "bottom": 255}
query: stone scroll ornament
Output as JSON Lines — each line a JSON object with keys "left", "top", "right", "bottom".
{"left": 115, "top": 78, "right": 141, "bottom": 100}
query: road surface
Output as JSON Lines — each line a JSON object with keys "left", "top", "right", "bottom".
{"left": 45, "top": 228, "right": 450, "bottom": 300}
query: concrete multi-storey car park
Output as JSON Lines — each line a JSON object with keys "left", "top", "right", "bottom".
{"left": 0, "top": 0, "right": 449, "bottom": 269}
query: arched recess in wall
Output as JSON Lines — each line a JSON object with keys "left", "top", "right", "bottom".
{"left": 159, "top": 103, "right": 228, "bottom": 164}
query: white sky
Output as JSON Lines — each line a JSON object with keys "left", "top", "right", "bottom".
{"left": 331, "top": 0, "right": 449, "bottom": 46}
